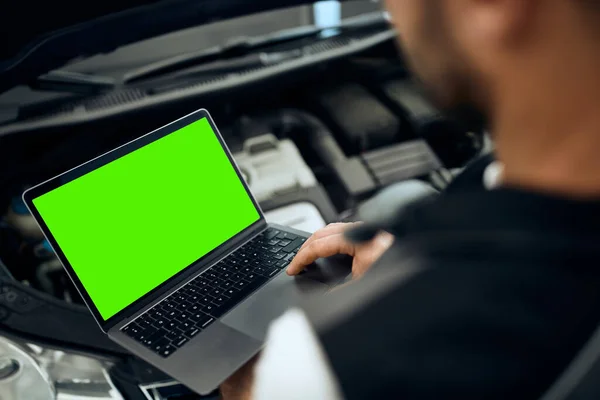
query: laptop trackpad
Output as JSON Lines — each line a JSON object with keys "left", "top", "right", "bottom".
{"left": 221, "top": 272, "right": 327, "bottom": 341}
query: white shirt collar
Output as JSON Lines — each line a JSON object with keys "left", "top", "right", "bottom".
{"left": 483, "top": 161, "right": 504, "bottom": 190}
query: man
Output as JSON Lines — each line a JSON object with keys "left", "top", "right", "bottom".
{"left": 221, "top": 0, "right": 600, "bottom": 398}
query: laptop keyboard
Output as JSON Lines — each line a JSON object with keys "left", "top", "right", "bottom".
{"left": 121, "top": 228, "right": 306, "bottom": 358}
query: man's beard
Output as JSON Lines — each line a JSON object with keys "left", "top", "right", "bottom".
{"left": 411, "top": 73, "right": 488, "bottom": 134}
{"left": 408, "top": 0, "right": 489, "bottom": 134}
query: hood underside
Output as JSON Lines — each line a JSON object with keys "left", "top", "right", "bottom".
{"left": 0, "top": 0, "right": 344, "bottom": 92}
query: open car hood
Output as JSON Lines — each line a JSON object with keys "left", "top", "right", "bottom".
{"left": 0, "top": 0, "right": 336, "bottom": 93}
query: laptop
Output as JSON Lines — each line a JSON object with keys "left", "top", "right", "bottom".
{"left": 23, "top": 109, "right": 350, "bottom": 394}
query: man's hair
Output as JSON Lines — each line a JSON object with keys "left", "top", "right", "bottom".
{"left": 578, "top": 0, "right": 600, "bottom": 12}
{"left": 577, "top": 0, "right": 600, "bottom": 36}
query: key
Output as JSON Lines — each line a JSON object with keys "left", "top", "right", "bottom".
{"left": 194, "top": 279, "right": 210, "bottom": 288}
{"left": 276, "top": 232, "right": 297, "bottom": 240}
{"left": 210, "top": 287, "right": 224, "bottom": 297}
{"left": 231, "top": 273, "right": 243, "bottom": 282}
{"left": 179, "top": 287, "right": 193, "bottom": 296}
{"left": 175, "top": 312, "right": 189, "bottom": 321}
{"left": 282, "top": 237, "right": 305, "bottom": 253}
{"left": 159, "top": 345, "right": 177, "bottom": 358}
{"left": 199, "top": 286, "right": 213, "bottom": 295}
{"left": 269, "top": 246, "right": 282, "bottom": 253}
{"left": 177, "top": 320, "right": 194, "bottom": 331}
{"left": 240, "top": 266, "right": 254, "bottom": 275}
{"left": 199, "top": 296, "right": 214, "bottom": 305}
{"left": 173, "top": 335, "right": 189, "bottom": 348}
{"left": 138, "top": 318, "right": 152, "bottom": 329}
{"left": 235, "top": 277, "right": 268, "bottom": 301}
{"left": 263, "top": 259, "right": 276, "bottom": 267}
{"left": 165, "top": 330, "right": 182, "bottom": 341}
{"left": 217, "top": 265, "right": 229, "bottom": 274}
{"left": 278, "top": 239, "right": 292, "bottom": 247}
{"left": 138, "top": 327, "right": 157, "bottom": 342}
{"left": 207, "top": 272, "right": 220, "bottom": 280}
{"left": 190, "top": 312, "right": 205, "bottom": 322}
{"left": 190, "top": 304, "right": 201, "bottom": 313}
{"left": 241, "top": 266, "right": 252, "bottom": 275}
{"left": 164, "top": 320, "right": 178, "bottom": 330}
{"left": 274, "top": 253, "right": 286, "bottom": 260}
{"left": 221, "top": 271, "right": 232, "bottom": 280}
{"left": 143, "top": 329, "right": 168, "bottom": 347}
{"left": 152, "top": 338, "right": 170, "bottom": 352}
{"left": 224, "top": 288, "right": 240, "bottom": 298}
{"left": 153, "top": 318, "right": 167, "bottom": 328}
{"left": 212, "top": 278, "right": 225, "bottom": 287}
{"left": 186, "top": 285, "right": 198, "bottom": 293}
{"left": 202, "top": 303, "right": 221, "bottom": 316}
{"left": 268, "top": 239, "right": 280, "bottom": 246}
{"left": 147, "top": 310, "right": 160, "bottom": 321}
{"left": 184, "top": 327, "right": 201, "bottom": 338}
{"left": 212, "top": 296, "right": 229, "bottom": 306}
{"left": 276, "top": 260, "right": 290, "bottom": 269}
{"left": 195, "top": 315, "right": 215, "bottom": 329}
{"left": 220, "top": 279, "right": 235, "bottom": 289}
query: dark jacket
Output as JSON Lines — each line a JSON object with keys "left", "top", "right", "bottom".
{"left": 304, "top": 157, "right": 600, "bottom": 399}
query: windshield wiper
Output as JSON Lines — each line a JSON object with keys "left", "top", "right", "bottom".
{"left": 30, "top": 70, "right": 116, "bottom": 94}
{"left": 122, "top": 26, "right": 321, "bottom": 84}
{"left": 26, "top": 12, "right": 388, "bottom": 95}
{"left": 123, "top": 11, "right": 388, "bottom": 84}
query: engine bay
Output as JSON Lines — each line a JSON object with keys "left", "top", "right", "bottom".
{"left": 0, "top": 39, "right": 485, "bottom": 399}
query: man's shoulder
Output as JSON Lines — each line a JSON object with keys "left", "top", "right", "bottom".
{"left": 305, "top": 239, "right": 600, "bottom": 400}
{"left": 303, "top": 184, "right": 600, "bottom": 400}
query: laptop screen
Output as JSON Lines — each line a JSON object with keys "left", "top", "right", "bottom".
{"left": 31, "top": 117, "right": 261, "bottom": 321}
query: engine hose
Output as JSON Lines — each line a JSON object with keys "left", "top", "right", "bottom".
{"left": 265, "top": 109, "right": 347, "bottom": 167}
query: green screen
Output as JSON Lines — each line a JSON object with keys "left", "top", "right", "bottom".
{"left": 33, "top": 117, "right": 260, "bottom": 320}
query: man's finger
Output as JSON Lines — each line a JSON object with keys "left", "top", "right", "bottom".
{"left": 287, "top": 233, "right": 355, "bottom": 275}
{"left": 298, "top": 222, "right": 361, "bottom": 253}
{"left": 297, "top": 223, "right": 348, "bottom": 252}
{"left": 351, "top": 232, "right": 395, "bottom": 279}
{"left": 369, "top": 232, "right": 395, "bottom": 253}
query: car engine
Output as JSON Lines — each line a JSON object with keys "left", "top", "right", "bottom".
{"left": 0, "top": 33, "right": 485, "bottom": 399}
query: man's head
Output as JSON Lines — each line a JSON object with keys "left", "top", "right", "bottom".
{"left": 384, "top": 0, "right": 600, "bottom": 123}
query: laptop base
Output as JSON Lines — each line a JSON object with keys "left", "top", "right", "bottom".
{"left": 109, "top": 224, "right": 350, "bottom": 395}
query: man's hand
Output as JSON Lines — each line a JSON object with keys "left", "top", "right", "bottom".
{"left": 286, "top": 222, "right": 395, "bottom": 279}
